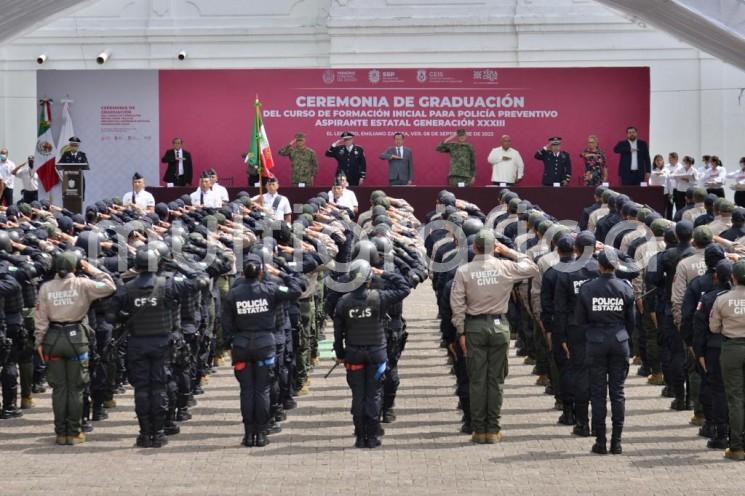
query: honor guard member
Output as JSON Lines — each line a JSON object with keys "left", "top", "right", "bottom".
{"left": 222, "top": 254, "right": 303, "bottom": 448}
{"left": 0, "top": 241, "right": 24, "bottom": 419}
{"left": 325, "top": 131, "right": 367, "bottom": 186}
{"left": 106, "top": 248, "right": 196, "bottom": 448}
{"left": 450, "top": 230, "right": 539, "bottom": 444}
{"left": 34, "top": 252, "right": 116, "bottom": 445}
{"left": 122, "top": 172, "right": 156, "bottom": 212}
{"left": 436, "top": 129, "right": 476, "bottom": 187}
{"left": 534, "top": 137, "right": 572, "bottom": 186}
{"left": 333, "top": 260, "right": 411, "bottom": 449}
{"left": 278, "top": 133, "right": 319, "bottom": 186}
{"left": 575, "top": 248, "right": 635, "bottom": 455}
{"left": 709, "top": 259, "right": 745, "bottom": 461}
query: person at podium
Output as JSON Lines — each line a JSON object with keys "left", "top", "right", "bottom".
{"left": 58, "top": 136, "right": 88, "bottom": 165}
{"left": 534, "top": 137, "right": 572, "bottom": 186}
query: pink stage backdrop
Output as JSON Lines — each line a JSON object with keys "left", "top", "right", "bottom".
{"left": 159, "top": 67, "right": 649, "bottom": 187}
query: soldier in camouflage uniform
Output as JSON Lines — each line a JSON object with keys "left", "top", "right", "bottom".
{"left": 436, "top": 129, "right": 476, "bottom": 187}
{"left": 278, "top": 133, "right": 319, "bottom": 187}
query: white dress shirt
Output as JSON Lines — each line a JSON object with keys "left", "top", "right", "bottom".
{"left": 702, "top": 166, "right": 724, "bottom": 189}
{"left": 0, "top": 159, "right": 16, "bottom": 186}
{"left": 649, "top": 165, "right": 671, "bottom": 194}
{"left": 190, "top": 188, "right": 221, "bottom": 208}
{"left": 14, "top": 165, "right": 39, "bottom": 192}
{"left": 628, "top": 140, "right": 639, "bottom": 171}
{"left": 487, "top": 146, "right": 524, "bottom": 183}
{"left": 261, "top": 192, "right": 291, "bottom": 221}
{"left": 669, "top": 164, "right": 698, "bottom": 193}
{"left": 726, "top": 168, "right": 745, "bottom": 190}
{"left": 329, "top": 188, "right": 359, "bottom": 211}
{"left": 123, "top": 189, "right": 156, "bottom": 210}
{"left": 175, "top": 149, "right": 184, "bottom": 176}
{"left": 212, "top": 183, "right": 229, "bottom": 204}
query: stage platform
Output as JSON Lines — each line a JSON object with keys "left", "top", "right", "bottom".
{"left": 149, "top": 185, "right": 665, "bottom": 223}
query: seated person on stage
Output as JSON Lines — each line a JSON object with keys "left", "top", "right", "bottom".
{"left": 208, "top": 168, "right": 229, "bottom": 205}
{"left": 328, "top": 173, "right": 359, "bottom": 216}
{"left": 122, "top": 172, "right": 155, "bottom": 212}
{"left": 190, "top": 171, "right": 222, "bottom": 208}
{"left": 534, "top": 136, "right": 571, "bottom": 186}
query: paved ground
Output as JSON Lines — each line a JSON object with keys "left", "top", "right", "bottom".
{"left": 2, "top": 284, "right": 744, "bottom": 496}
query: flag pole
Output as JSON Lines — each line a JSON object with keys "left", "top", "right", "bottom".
{"left": 255, "top": 97, "right": 263, "bottom": 197}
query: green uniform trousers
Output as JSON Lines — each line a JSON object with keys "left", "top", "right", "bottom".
{"left": 42, "top": 326, "right": 90, "bottom": 437}
{"left": 465, "top": 315, "right": 509, "bottom": 433}
{"left": 721, "top": 338, "right": 745, "bottom": 451}
{"left": 297, "top": 298, "right": 315, "bottom": 386}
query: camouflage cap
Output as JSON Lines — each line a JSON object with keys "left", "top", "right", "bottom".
{"left": 294, "top": 133, "right": 305, "bottom": 140}
{"left": 693, "top": 188, "right": 707, "bottom": 203}
{"left": 693, "top": 225, "right": 713, "bottom": 245}
{"left": 719, "top": 200, "right": 735, "bottom": 214}
{"left": 733, "top": 259, "right": 745, "bottom": 283}
{"left": 473, "top": 229, "right": 495, "bottom": 251}
{"left": 650, "top": 218, "right": 669, "bottom": 237}
{"left": 456, "top": 129, "right": 467, "bottom": 136}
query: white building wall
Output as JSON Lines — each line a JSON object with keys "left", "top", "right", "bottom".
{"left": 1, "top": 0, "right": 744, "bottom": 186}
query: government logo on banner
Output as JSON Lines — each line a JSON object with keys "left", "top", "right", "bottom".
{"left": 416, "top": 69, "right": 427, "bottom": 83}
{"left": 322, "top": 69, "right": 335, "bottom": 85}
{"left": 368, "top": 69, "right": 381, "bottom": 84}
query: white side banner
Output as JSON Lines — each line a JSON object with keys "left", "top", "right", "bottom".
{"left": 37, "top": 70, "right": 159, "bottom": 206}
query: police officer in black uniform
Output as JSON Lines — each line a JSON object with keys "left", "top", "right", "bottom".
{"left": 575, "top": 248, "right": 636, "bottom": 455}
{"left": 333, "top": 259, "right": 411, "bottom": 449}
{"left": 0, "top": 232, "right": 24, "bottom": 418}
{"left": 534, "top": 137, "right": 572, "bottom": 186}
{"left": 106, "top": 248, "right": 196, "bottom": 448}
{"left": 221, "top": 253, "right": 302, "bottom": 448}
{"left": 325, "top": 132, "right": 367, "bottom": 186}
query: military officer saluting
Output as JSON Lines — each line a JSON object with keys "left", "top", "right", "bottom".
{"left": 708, "top": 259, "right": 745, "bottom": 461}
{"left": 450, "top": 230, "right": 539, "bottom": 444}
{"left": 436, "top": 129, "right": 476, "bottom": 187}
{"left": 333, "top": 260, "right": 411, "bottom": 449}
{"left": 278, "top": 133, "right": 319, "bottom": 187}
{"left": 34, "top": 252, "right": 116, "bottom": 445}
{"left": 535, "top": 137, "right": 572, "bottom": 186}
{"left": 222, "top": 254, "right": 303, "bottom": 448}
{"left": 575, "top": 248, "right": 635, "bottom": 455}
{"left": 325, "top": 131, "right": 367, "bottom": 186}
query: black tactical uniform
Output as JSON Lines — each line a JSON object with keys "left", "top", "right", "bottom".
{"left": 221, "top": 254, "right": 302, "bottom": 448}
{"left": 333, "top": 261, "right": 410, "bottom": 449}
{"left": 575, "top": 251, "right": 635, "bottom": 455}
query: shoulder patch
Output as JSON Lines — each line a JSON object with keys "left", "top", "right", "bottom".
{"left": 278, "top": 285, "right": 289, "bottom": 293}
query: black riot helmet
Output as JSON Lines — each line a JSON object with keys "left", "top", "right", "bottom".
{"left": 462, "top": 218, "right": 484, "bottom": 237}
{"left": 0, "top": 231, "right": 10, "bottom": 253}
{"left": 349, "top": 259, "right": 373, "bottom": 285}
{"left": 371, "top": 236, "right": 393, "bottom": 256}
{"left": 352, "top": 240, "right": 380, "bottom": 266}
{"left": 134, "top": 248, "right": 161, "bottom": 273}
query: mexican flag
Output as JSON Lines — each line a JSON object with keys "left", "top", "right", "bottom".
{"left": 245, "top": 98, "right": 275, "bottom": 179}
{"left": 35, "top": 99, "right": 59, "bottom": 191}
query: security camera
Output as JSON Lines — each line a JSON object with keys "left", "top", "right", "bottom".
{"left": 96, "top": 51, "right": 110, "bottom": 65}
{"left": 177, "top": 51, "right": 187, "bottom": 61}
{"left": 36, "top": 54, "right": 48, "bottom": 65}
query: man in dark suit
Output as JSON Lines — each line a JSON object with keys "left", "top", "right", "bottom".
{"left": 613, "top": 126, "right": 651, "bottom": 186}
{"left": 161, "top": 137, "right": 193, "bottom": 186}
{"left": 325, "top": 131, "right": 366, "bottom": 186}
{"left": 379, "top": 132, "right": 413, "bottom": 186}
{"left": 534, "top": 137, "right": 572, "bottom": 186}
{"left": 58, "top": 136, "right": 88, "bottom": 165}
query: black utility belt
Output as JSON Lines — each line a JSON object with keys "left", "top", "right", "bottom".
{"left": 723, "top": 336, "right": 745, "bottom": 342}
{"left": 50, "top": 321, "right": 82, "bottom": 328}
{"left": 465, "top": 313, "right": 505, "bottom": 320}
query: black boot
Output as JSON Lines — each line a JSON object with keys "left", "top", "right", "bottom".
{"left": 242, "top": 424, "right": 256, "bottom": 447}
{"left": 266, "top": 418, "right": 282, "bottom": 435}
{"left": 591, "top": 426, "right": 608, "bottom": 455}
{"left": 572, "top": 423, "right": 590, "bottom": 437}
{"left": 355, "top": 423, "right": 366, "bottom": 449}
{"left": 573, "top": 403, "right": 589, "bottom": 436}
{"left": 670, "top": 397, "right": 686, "bottom": 411}
{"left": 255, "top": 430, "right": 270, "bottom": 448}
{"left": 382, "top": 408, "right": 396, "bottom": 423}
{"left": 91, "top": 403, "right": 108, "bottom": 421}
{"left": 698, "top": 422, "right": 714, "bottom": 438}
{"left": 610, "top": 425, "right": 623, "bottom": 455}
{"left": 150, "top": 415, "right": 168, "bottom": 448}
{"left": 274, "top": 407, "right": 287, "bottom": 423}
{"left": 164, "top": 409, "right": 180, "bottom": 436}
{"left": 136, "top": 416, "right": 153, "bottom": 448}
{"left": 283, "top": 397, "right": 297, "bottom": 410}
{"left": 366, "top": 422, "right": 381, "bottom": 449}
{"left": 706, "top": 424, "right": 729, "bottom": 449}
{"left": 557, "top": 403, "right": 575, "bottom": 426}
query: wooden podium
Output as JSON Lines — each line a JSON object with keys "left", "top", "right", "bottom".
{"left": 58, "top": 162, "right": 89, "bottom": 214}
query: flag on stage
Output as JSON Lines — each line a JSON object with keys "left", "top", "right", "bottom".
{"left": 246, "top": 98, "right": 275, "bottom": 179}
{"left": 35, "top": 99, "right": 59, "bottom": 191}
{"left": 56, "top": 99, "right": 76, "bottom": 162}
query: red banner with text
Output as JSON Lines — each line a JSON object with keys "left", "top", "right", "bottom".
{"left": 159, "top": 67, "right": 649, "bottom": 187}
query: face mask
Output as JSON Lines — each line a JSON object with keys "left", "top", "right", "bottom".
{"left": 0, "top": 155, "right": 7, "bottom": 161}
